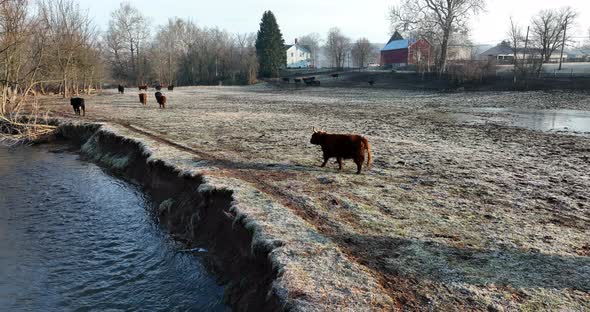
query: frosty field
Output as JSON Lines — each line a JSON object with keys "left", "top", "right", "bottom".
{"left": 46, "top": 85, "right": 590, "bottom": 310}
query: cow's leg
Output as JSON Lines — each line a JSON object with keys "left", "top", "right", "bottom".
{"left": 320, "top": 155, "right": 329, "bottom": 167}
{"left": 355, "top": 160, "right": 363, "bottom": 174}
{"left": 81, "top": 105, "right": 85, "bottom": 116}
{"left": 354, "top": 155, "right": 364, "bottom": 174}
{"left": 337, "top": 157, "right": 343, "bottom": 170}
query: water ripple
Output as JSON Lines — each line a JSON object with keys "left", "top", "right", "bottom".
{"left": 0, "top": 144, "right": 229, "bottom": 311}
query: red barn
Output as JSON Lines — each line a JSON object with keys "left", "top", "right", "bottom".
{"left": 380, "top": 32, "right": 433, "bottom": 68}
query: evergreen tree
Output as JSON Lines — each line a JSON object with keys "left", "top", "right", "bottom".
{"left": 255, "top": 11, "right": 286, "bottom": 78}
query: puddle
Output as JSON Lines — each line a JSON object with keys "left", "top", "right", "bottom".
{"left": 450, "top": 108, "right": 590, "bottom": 134}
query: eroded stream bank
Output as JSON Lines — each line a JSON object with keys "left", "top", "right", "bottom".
{"left": 55, "top": 122, "right": 284, "bottom": 311}
{"left": 50, "top": 120, "right": 396, "bottom": 312}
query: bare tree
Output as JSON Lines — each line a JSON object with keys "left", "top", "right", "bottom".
{"left": 530, "top": 7, "right": 577, "bottom": 64}
{"left": 508, "top": 18, "right": 524, "bottom": 61}
{"left": 38, "top": 0, "right": 95, "bottom": 97}
{"left": 389, "top": 0, "right": 485, "bottom": 76}
{"left": 1, "top": 0, "right": 104, "bottom": 144}
{"left": 1, "top": 0, "right": 62, "bottom": 143}
{"left": 351, "top": 38, "right": 373, "bottom": 69}
{"left": 1, "top": 0, "right": 33, "bottom": 114}
{"left": 168, "top": 19, "right": 258, "bottom": 85}
{"left": 324, "top": 28, "right": 350, "bottom": 69}
{"left": 298, "top": 33, "right": 321, "bottom": 68}
{"left": 507, "top": 18, "right": 542, "bottom": 83}
{"left": 106, "top": 3, "right": 150, "bottom": 84}
{"left": 233, "top": 33, "right": 258, "bottom": 84}
{"left": 150, "top": 18, "right": 184, "bottom": 85}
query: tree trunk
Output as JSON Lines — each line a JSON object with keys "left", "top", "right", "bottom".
{"left": 438, "top": 29, "right": 451, "bottom": 78}
{"left": 130, "top": 41, "right": 136, "bottom": 83}
{"left": 62, "top": 73, "right": 68, "bottom": 98}
{"left": 168, "top": 52, "right": 173, "bottom": 85}
{"left": 83, "top": 73, "right": 87, "bottom": 95}
{"left": 74, "top": 70, "right": 79, "bottom": 96}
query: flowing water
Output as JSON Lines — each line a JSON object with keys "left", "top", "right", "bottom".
{"left": 0, "top": 144, "right": 229, "bottom": 311}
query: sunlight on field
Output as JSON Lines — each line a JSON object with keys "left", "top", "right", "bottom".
{"left": 44, "top": 85, "right": 590, "bottom": 310}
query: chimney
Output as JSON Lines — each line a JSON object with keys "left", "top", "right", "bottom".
{"left": 295, "top": 38, "right": 298, "bottom": 45}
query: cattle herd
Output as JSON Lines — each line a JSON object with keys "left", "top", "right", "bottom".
{"left": 70, "top": 84, "right": 172, "bottom": 116}
{"left": 130, "top": 84, "right": 173, "bottom": 108}
{"left": 68, "top": 84, "right": 374, "bottom": 174}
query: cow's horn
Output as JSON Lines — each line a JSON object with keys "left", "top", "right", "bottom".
{"left": 313, "top": 127, "right": 317, "bottom": 133}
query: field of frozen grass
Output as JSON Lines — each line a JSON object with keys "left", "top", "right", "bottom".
{"left": 45, "top": 85, "right": 590, "bottom": 310}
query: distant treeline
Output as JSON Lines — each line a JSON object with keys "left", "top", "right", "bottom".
{"left": 106, "top": 4, "right": 258, "bottom": 87}
{"left": 0, "top": 0, "right": 258, "bottom": 113}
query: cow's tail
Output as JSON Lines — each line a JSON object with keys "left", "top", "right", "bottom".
{"left": 364, "top": 138, "right": 372, "bottom": 168}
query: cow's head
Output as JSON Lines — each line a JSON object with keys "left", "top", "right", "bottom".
{"left": 310, "top": 127, "right": 325, "bottom": 145}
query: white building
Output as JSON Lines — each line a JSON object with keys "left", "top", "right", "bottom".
{"left": 286, "top": 39, "right": 312, "bottom": 68}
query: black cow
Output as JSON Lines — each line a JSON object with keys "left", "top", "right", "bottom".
{"left": 157, "top": 94, "right": 166, "bottom": 108}
{"left": 118, "top": 85, "right": 125, "bottom": 94}
{"left": 154, "top": 91, "right": 167, "bottom": 108}
{"left": 70, "top": 97, "right": 85, "bottom": 116}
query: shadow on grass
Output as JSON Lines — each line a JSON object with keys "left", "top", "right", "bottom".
{"left": 337, "top": 233, "right": 590, "bottom": 292}
{"left": 206, "top": 158, "right": 355, "bottom": 175}
{"left": 208, "top": 159, "right": 310, "bottom": 171}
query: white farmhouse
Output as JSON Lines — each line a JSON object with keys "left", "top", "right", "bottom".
{"left": 285, "top": 39, "right": 312, "bottom": 68}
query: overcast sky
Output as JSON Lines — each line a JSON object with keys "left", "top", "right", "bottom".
{"left": 80, "top": 0, "right": 590, "bottom": 46}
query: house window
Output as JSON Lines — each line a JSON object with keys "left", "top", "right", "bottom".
{"left": 291, "top": 53, "right": 294, "bottom": 57}
{"left": 300, "top": 52, "right": 304, "bottom": 57}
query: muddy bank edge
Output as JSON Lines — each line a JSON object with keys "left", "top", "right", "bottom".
{"left": 55, "top": 120, "right": 394, "bottom": 311}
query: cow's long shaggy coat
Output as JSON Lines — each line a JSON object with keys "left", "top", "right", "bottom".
{"left": 310, "top": 129, "right": 372, "bottom": 174}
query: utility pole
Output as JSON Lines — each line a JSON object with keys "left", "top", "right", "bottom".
{"left": 558, "top": 18, "right": 568, "bottom": 71}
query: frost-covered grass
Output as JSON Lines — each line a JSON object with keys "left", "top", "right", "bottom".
{"left": 46, "top": 86, "right": 590, "bottom": 310}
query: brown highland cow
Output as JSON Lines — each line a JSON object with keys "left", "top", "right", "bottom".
{"left": 310, "top": 128, "right": 372, "bottom": 174}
